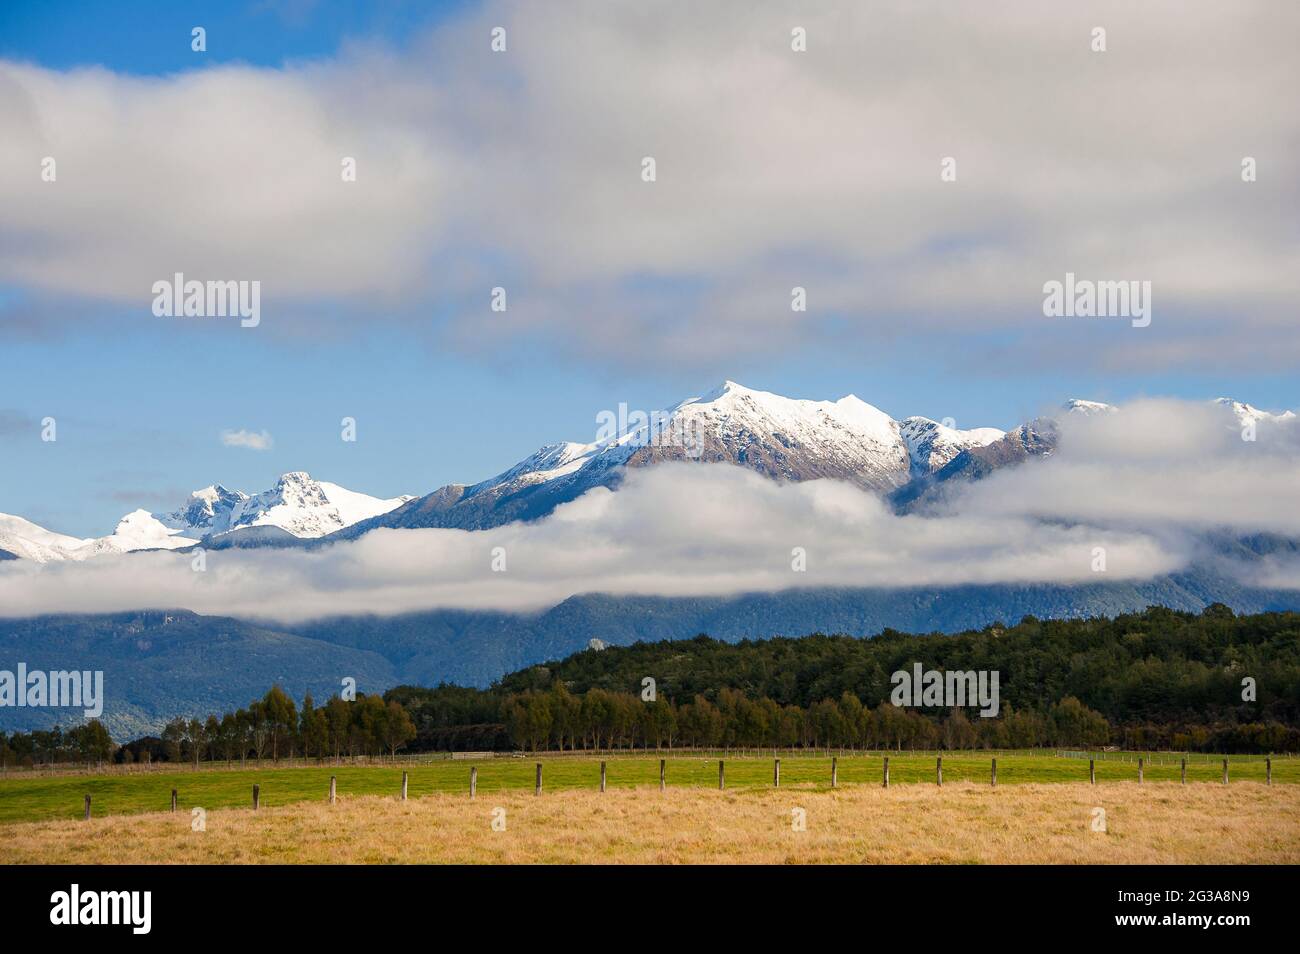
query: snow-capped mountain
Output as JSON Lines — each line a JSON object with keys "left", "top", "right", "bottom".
{"left": 0, "top": 474, "right": 411, "bottom": 562}
{"left": 0, "top": 513, "right": 90, "bottom": 563}
{"left": 1063, "top": 398, "right": 1117, "bottom": 416}
{"left": 1213, "top": 397, "right": 1297, "bottom": 427}
{"left": 899, "top": 417, "right": 1006, "bottom": 475}
{"left": 337, "top": 381, "right": 1008, "bottom": 537}
{"left": 6, "top": 385, "right": 1296, "bottom": 560}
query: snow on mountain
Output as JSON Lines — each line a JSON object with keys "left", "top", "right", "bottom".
{"left": 1062, "top": 398, "right": 1117, "bottom": 416}
{"left": 146, "top": 472, "right": 413, "bottom": 542}
{"left": 9, "top": 385, "right": 1295, "bottom": 558}
{"left": 0, "top": 513, "right": 90, "bottom": 563}
{"left": 1213, "top": 397, "right": 1297, "bottom": 427}
{"left": 899, "top": 417, "right": 1005, "bottom": 475}
{"left": 340, "top": 381, "right": 1002, "bottom": 536}
{"left": 0, "top": 474, "right": 411, "bottom": 561}
{"left": 645, "top": 380, "right": 914, "bottom": 489}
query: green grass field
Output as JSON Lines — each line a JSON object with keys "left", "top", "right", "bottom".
{"left": 0, "top": 752, "right": 1293, "bottom": 825}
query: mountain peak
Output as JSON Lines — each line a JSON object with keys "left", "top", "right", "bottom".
{"left": 698, "top": 379, "right": 753, "bottom": 402}
{"left": 1213, "top": 397, "right": 1296, "bottom": 424}
{"left": 1062, "top": 398, "right": 1115, "bottom": 415}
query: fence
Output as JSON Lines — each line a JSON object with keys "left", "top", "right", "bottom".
{"left": 71, "top": 751, "right": 1282, "bottom": 821}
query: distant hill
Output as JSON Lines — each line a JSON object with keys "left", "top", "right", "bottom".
{"left": 4, "top": 567, "right": 1300, "bottom": 738}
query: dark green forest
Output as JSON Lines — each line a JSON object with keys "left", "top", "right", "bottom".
{"left": 389, "top": 604, "right": 1300, "bottom": 754}
{"left": 5, "top": 604, "right": 1298, "bottom": 764}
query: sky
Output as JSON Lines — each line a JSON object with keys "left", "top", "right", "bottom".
{"left": 1, "top": 0, "right": 1297, "bottom": 536}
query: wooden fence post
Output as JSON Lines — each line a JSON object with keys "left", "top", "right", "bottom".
{"left": 535, "top": 763, "right": 542, "bottom": 796}
{"left": 659, "top": 758, "right": 666, "bottom": 792}
{"left": 83, "top": 794, "right": 91, "bottom": 821}
{"left": 1089, "top": 759, "right": 1095, "bottom": 785}
{"left": 1223, "top": 759, "right": 1229, "bottom": 785}
{"left": 1181, "top": 758, "right": 1186, "bottom": 784}
{"left": 991, "top": 758, "right": 997, "bottom": 787}
{"left": 470, "top": 767, "right": 477, "bottom": 799}
{"left": 1138, "top": 758, "right": 1143, "bottom": 784}
{"left": 1266, "top": 758, "right": 1272, "bottom": 786}
{"left": 718, "top": 760, "right": 725, "bottom": 790}
{"left": 252, "top": 784, "right": 260, "bottom": 810}
{"left": 773, "top": 758, "right": 780, "bottom": 787}
{"left": 401, "top": 771, "right": 409, "bottom": 801}
{"left": 882, "top": 757, "right": 890, "bottom": 788}
{"left": 936, "top": 756, "right": 942, "bottom": 787}
{"left": 171, "top": 789, "right": 178, "bottom": 813}
{"left": 329, "top": 775, "right": 336, "bottom": 804}
{"left": 831, "top": 756, "right": 838, "bottom": 788}
{"left": 600, "top": 761, "right": 607, "bottom": 793}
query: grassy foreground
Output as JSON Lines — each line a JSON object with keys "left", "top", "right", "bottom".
{"left": 4, "top": 783, "right": 1298, "bottom": 864}
{"left": 1, "top": 753, "right": 1294, "bottom": 826}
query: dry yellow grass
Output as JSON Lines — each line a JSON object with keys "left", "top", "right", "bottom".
{"left": 4, "top": 782, "right": 1297, "bottom": 864}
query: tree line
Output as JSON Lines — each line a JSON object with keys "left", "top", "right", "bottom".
{"left": 1, "top": 686, "right": 416, "bottom": 768}
{"left": 389, "top": 604, "right": 1300, "bottom": 754}
{"left": 4, "top": 604, "right": 1298, "bottom": 764}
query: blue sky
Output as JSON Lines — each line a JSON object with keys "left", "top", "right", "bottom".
{"left": 1, "top": 1, "right": 1295, "bottom": 535}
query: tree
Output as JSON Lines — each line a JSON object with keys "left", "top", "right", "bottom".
{"left": 1049, "top": 696, "right": 1111, "bottom": 747}
{"left": 379, "top": 700, "right": 416, "bottom": 756}
{"left": 299, "top": 693, "right": 329, "bottom": 761}
{"left": 261, "top": 686, "right": 297, "bottom": 762}
{"left": 325, "top": 696, "right": 351, "bottom": 760}
{"left": 161, "top": 717, "right": 185, "bottom": 762}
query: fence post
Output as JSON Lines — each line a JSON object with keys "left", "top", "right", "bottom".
{"left": 1266, "top": 758, "right": 1272, "bottom": 786}
{"left": 1138, "top": 758, "right": 1143, "bottom": 784}
{"left": 171, "top": 789, "right": 177, "bottom": 813}
{"left": 718, "top": 760, "right": 725, "bottom": 790}
{"left": 1181, "top": 758, "right": 1186, "bottom": 785}
{"left": 1089, "top": 759, "right": 1095, "bottom": 785}
{"left": 936, "top": 756, "right": 942, "bottom": 787}
{"left": 470, "top": 767, "right": 478, "bottom": 799}
{"left": 659, "top": 758, "right": 666, "bottom": 792}
{"left": 535, "top": 763, "right": 543, "bottom": 796}
{"left": 252, "top": 784, "right": 260, "bottom": 810}
{"left": 883, "top": 757, "right": 890, "bottom": 788}
{"left": 600, "top": 761, "right": 607, "bottom": 793}
{"left": 774, "top": 758, "right": 780, "bottom": 787}
{"left": 83, "top": 794, "right": 91, "bottom": 821}
{"left": 329, "top": 775, "right": 336, "bottom": 804}
{"left": 401, "top": 771, "right": 409, "bottom": 801}
{"left": 831, "top": 756, "right": 838, "bottom": 788}
{"left": 1223, "top": 759, "right": 1229, "bottom": 785}
{"left": 991, "top": 758, "right": 997, "bottom": 787}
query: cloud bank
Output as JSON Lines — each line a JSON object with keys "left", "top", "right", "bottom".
{"left": 1, "top": 0, "right": 1297, "bottom": 369}
{"left": 0, "top": 400, "right": 1295, "bottom": 623}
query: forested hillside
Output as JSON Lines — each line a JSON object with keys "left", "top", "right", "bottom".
{"left": 390, "top": 605, "right": 1300, "bottom": 753}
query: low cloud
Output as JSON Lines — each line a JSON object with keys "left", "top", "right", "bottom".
{"left": 220, "top": 428, "right": 273, "bottom": 451}
{"left": 0, "top": 400, "right": 1295, "bottom": 623}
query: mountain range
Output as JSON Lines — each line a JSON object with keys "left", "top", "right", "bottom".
{"left": 2, "top": 381, "right": 1298, "bottom": 736}
{"left": 6, "top": 382, "right": 1293, "bottom": 558}
{"left": 0, "top": 472, "right": 412, "bottom": 562}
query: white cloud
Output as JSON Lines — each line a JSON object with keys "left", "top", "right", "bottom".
{"left": 0, "top": 399, "right": 1295, "bottom": 623}
{"left": 220, "top": 428, "right": 273, "bottom": 451}
{"left": 0, "top": 0, "right": 1296, "bottom": 369}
